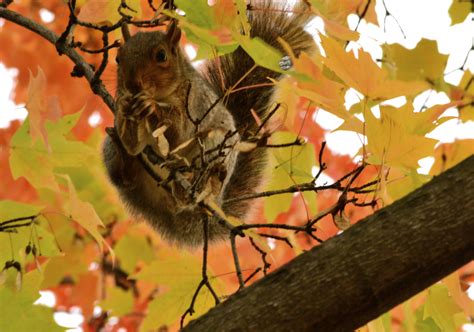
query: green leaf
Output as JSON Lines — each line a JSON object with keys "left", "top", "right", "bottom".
{"left": 41, "top": 241, "right": 88, "bottom": 288}
{"left": 0, "top": 202, "right": 61, "bottom": 265}
{"left": 415, "top": 305, "right": 441, "bottom": 332}
{"left": 423, "top": 284, "right": 465, "bottom": 331}
{"left": 0, "top": 269, "right": 64, "bottom": 332}
{"left": 10, "top": 112, "right": 98, "bottom": 191}
{"left": 263, "top": 131, "right": 317, "bottom": 221}
{"left": 163, "top": 9, "right": 239, "bottom": 59}
{"left": 0, "top": 200, "right": 42, "bottom": 220}
{"left": 131, "top": 249, "right": 201, "bottom": 286}
{"left": 141, "top": 282, "right": 216, "bottom": 330}
{"left": 10, "top": 118, "right": 58, "bottom": 191}
{"left": 114, "top": 234, "right": 155, "bottom": 273}
{"left": 175, "top": 0, "right": 215, "bottom": 29}
{"left": 132, "top": 249, "right": 222, "bottom": 328}
{"left": 98, "top": 287, "right": 134, "bottom": 316}
{"left": 234, "top": 34, "right": 284, "bottom": 73}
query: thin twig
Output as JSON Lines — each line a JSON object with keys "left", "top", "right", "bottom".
{"left": 0, "top": 7, "right": 115, "bottom": 112}
{"left": 180, "top": 217, "right": 220, "bottom": 328}
{"left": 249, "top": 237, "right": 271, "bottom": 275}
{"left": 230, "top": 231, "right": 245, "bottom": 289}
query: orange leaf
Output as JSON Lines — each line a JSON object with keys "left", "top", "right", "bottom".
{"left": 25, "top": 68, "right": 61, "bottom": 149}
{"left": 63, "top": 175, "right": 109, "bottom": 253}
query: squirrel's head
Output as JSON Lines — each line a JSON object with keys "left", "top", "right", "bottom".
{"left": 116, "top": 21, "right": 184, "bottom": 100}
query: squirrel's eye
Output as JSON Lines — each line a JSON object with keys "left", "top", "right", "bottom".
{"left": 156, "top": 49, "right": 167, "bottom": 63}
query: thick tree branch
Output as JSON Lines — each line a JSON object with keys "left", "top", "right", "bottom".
{"left": 0, "top": 7, "right": 115, "bottom": 113}
{"left": 184, "top": 155, "right": 474, "bottom": 331}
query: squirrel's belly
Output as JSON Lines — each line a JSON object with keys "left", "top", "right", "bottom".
{"left": 120, "top": 165, "right": 228, "bottom": 246}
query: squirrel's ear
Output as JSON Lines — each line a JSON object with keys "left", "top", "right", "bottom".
{"left": 121, "top": 23, "right": 131, "bottom": 42}
{"left": 165, "top": 20, "right": 181, "bottom": 46}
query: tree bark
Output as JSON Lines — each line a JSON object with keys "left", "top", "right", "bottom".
{"left": 184, "top": 155, "right": 474, "bottom": 332}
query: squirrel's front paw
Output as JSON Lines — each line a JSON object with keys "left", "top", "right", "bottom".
{"left": 118, "top": 91, "right": 156, "bottom": 121}
{"left": 115, "top": 92, "right": 173, "bottom": 156}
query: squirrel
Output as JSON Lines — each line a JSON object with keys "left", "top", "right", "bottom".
{"left": 102, "top": 1, "right": 315, "bottom": 246}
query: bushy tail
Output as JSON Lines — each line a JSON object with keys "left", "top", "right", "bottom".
{"left": 202, "top": 1, "right": 316, "bottom": 219}
{"left": 202, "top": 0, "right": 315, "bottom": 131}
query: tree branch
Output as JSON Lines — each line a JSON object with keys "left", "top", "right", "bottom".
{"left": 0, "top": 7, "right": 115, "bottom": 113}
{"left": 183, "top": 155, "right": 474, "bottom": 331}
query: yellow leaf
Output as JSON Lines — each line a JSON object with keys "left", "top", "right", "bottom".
{"left": 449, "top": 0, "right": 472, "bottom": 25}
{"left": 423, "top": 284, "right": 466, "bottom": 331}
{"left": 441, "top": 273, "right": 474, "bottom": 317}
{"left": 10, "top": 118, "right": 59, "bottom": 192}
{"left": 132, "top": 248, "right": 223, "bottom": 328}
{"left": 430, "top": 140, "right": 474, "bottom": 175}
{"left": 321, "top": 36, "right": 428, "bottom": 100}
{"left": 274, "top": 78, "right": 300, "bottom": 129}
{"left": 321, "top": 17, "right": 359, "bottom": 41}
{"left": 383, "top": 40, "right": 449, "bottom": 83}
{"left": 385, "top": 168, "right": 430, "bottom": 203}
{"left": 63, "top": 175, "right": 107, "bottom": 252}
{"left": 263, "top": 131, "right": 317, "bottom": 221}
{"left": 289, "top": 50, "right": 348, "bottom": 116}
{"left": 78, "top": 0, "right": 141, "bottom": 24}
{"left": 375, "top": 103, "right": 459, "bottom": 137}
{"left": 364, "top": 106, "right": 437, "bottom": 169}
{"left": 312, "top": 0, "right": 377, "bottom": 25}
{"left": 456, "top": 71, "right": 474, "bottom": 123}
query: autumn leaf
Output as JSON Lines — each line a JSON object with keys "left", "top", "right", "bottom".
{"left": 233, "top": 34, "right": 284, "bottom": 73}
{"left": 311, "top": 0, "right": 377, "bottom": 25}
{"left": 165, "top": 0, "right": 239, "bottom": 58}
{"left": 114, "top": 233, "right": 155, "bottom": 273}
{"left": 78, "top": 0, "right": 142, "bottom": 24}
{"left": 10, "top": 118, "right": 59, "bottom": 192}
{"left": 0, "top": 202, "right": 61, "bottom": 265}
{"left": 454, "top": 70, "right": 474, "bottom": 123}
{"left": 10, "top": 112, "right": 98, "bottom": 192}
{"left": 263, "top": 131, "right": 317, "bottom": 221}
{"left": 276, "top": 49, "right": 348, "bottom": 120}
{"left": 363, "top": 106, "right": 438, "bottom": 169}
{"left": 449, "top": 0, "right": 472, "bottom": 25}
{"left": 25, "top": 68, "right": 61, "bottom": 149}
{"left": 339, "top": 102, "right": 459, "bottom": 137}
{"left": 132, "top": 249, "right": 223, "bottom": 328}
{"left": 321, "top": 17, "right": 360, "bottom": 41}
{"left": 98, "top": 286, "right": 134, "bottom": 316}
{"left": 0, "top": 269, "right": 62, "bottom": 332}
{"left": 383, "top": 39, "right": 449, "bottom": 85}
{"left": 62, "top": 175, "right": 108, "bottom": 252}
{"left": 423, "top": 284, "right": 466, "bottom": 331}
{"left": 321, "top": 36, "right": 429, "bottom": 100}
{"left": 430, "top": 140, "right": 474, "bottom": 176}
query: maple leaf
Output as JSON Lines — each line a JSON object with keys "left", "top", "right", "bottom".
{"left": 364, "top": 106, "right": 438, "bottom": 169}
{"left": 277, "top": 50, "right": 348, "bottom": 120}
{"left": 449, "top": 0, "right": 472, "bottom": 25}
{"left": 62, "top": 175, "right": 108, "bottom": 252}
{"left": 383, "top": 39, "right": 449, "bottom": 85}
{"left": 311, "top": 0, "right": 377, "bottom": 25}
{"left": 321, "top": 36, "right": 429, "bottom": 101}
{"left": 25, "top": 68, "right": 61, "bottom": 149}
{"left": 78, "top": 0, "right": 141, "bottom": 24}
